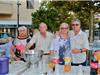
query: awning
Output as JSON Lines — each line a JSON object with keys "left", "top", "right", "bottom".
{"left": 0, "top": 20, "right": 32, "bottom": 28}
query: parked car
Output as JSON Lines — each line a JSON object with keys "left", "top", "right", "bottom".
{"left": 0, "top": 33, "right": 15, "bottom": 44}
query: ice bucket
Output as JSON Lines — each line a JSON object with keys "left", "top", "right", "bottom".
{"left": 25, "top": 50, "right": 40, "bottom": 64}
{"left": 0, "top": 57, "right": 9, "bottom": 75}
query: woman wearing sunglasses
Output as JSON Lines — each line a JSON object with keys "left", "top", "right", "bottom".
{"left": 50, "top": 23, "right": 71, "bottom": 73}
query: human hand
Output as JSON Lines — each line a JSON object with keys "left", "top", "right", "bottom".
{"left": 50, "top": 50, "right": 55, "bottom": 55}
{"left": 72, "top": 48, "right": 81, "bottom": 54}
{"left": 13, "top": 56, "right": 20, "bottom": 61}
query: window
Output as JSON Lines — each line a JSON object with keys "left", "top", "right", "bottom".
{"left": 26, "top": 0, "right": 34, "bottom": 9}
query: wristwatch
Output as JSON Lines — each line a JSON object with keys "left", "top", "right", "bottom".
{"left": 80, "top": 49, "right": 82, "bottom": 53}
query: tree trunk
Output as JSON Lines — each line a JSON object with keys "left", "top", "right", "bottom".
{"left": 89, "top": 10, "right": 94, "bottom": 43}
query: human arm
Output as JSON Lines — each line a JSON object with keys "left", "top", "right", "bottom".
{"left": 72, "top": 33, "right": 89, "bottom": 54}
{"left": 10, "top": 39, "right": 21, "bottom": 60}
{"left": 10, "top": 45, "right": 16, "bottom": 58}
{"left": 10, "top": 45, "right": 20, "bottom": 60}
{"left": 26, "top": 34, "right": 36, "bottom": 49}
{"left": 72, "top": 48, "right": 87, "bottom": 54}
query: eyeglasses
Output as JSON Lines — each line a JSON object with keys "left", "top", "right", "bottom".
{"left": 60, "top": 27, "right": 68, "bottom": 30}
{"left": 72, "top": 24, "right": 79, "bottom": 26}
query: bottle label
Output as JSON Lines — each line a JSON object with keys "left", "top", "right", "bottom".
{"left": 98, "top": 60, "right": 100, "bottom": 68}
{"left": 64, "top": 57, "right": 71, "bottom": 62}
{"left": 52, "top": 58, "right": 59, "bottom": 64}
{"left": 64, "top": 57, "right": 71, "bottom": 65}
{"left": 90, "top": 62, "right": 98, "bottom": 69}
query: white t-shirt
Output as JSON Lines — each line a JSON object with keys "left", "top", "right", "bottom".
{"left": 13, "top": 38, "right": 29, "bottom": 53}
{"left": 69, "top": 30, "right": 89, "bottom": 63}
{"left": 29, "top": 32, "right": 54, "bottom": 53}
{"left": 13, "top": 38, "right": 28, "bottom": 46}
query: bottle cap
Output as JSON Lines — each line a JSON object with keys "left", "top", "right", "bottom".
{"left": 99, "top": 60, "right": 100, "bottom": 63}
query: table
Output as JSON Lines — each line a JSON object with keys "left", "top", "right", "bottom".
{"left": 7, "top": 61, "right": 29, "bottom": 75}
{"left": 20, "top": 64, "right": 90, "bottom": 75}
{"left": 54, "top": 65, "right": 90, "bottom": 75}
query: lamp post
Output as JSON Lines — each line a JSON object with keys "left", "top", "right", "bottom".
{"left": 17, "top": 0, "right": 21, "bottom": 28}
{"left": 89, "top": 0, "right": 95, "bottom": 43}
{"left": 98, "top": 22, "right": 100, "bottom": 40}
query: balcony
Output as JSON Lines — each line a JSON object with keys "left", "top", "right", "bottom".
{"left": 0, "top": 3, "right": 13, "bottom": 15}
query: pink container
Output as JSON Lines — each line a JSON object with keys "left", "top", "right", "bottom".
{"left": 90, "top": 62, "right": 98, "bottom": 69}
{"left": 52, "top": 58, "right": 59, "bottom": 64}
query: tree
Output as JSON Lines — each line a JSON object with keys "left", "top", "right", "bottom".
{"left": 32, "top": 1, "right": 100, "bottom": 32}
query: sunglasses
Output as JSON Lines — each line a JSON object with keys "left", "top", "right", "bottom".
{"left": 72, "top": 24, "right": 79, "bottom": 26}
{"left": 60, "top": 27, "right": 68, "bottom": 30}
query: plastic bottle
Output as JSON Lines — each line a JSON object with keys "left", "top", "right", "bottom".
{"left": 90, "top": 53, "right": 98, "bottom": 75}
{"left": 54, "top": 50, "right": 59, "bottom": 59}
{"left": 64, "top": 57, "right": 71, "bottom": 72}
{"left": 55, "top": 64, "right": 60, "bottom": 75}
{"left": 53, "top": 50, "right": 59, "bottom": 75}
{"left": 98, "top": 60, "right": 100, "bottom": 74}
{"left": 52, "top": 50, "right": 59, "bottom": 64}
{"left": 78, "top": 65, "right": 83, "bottom": 75}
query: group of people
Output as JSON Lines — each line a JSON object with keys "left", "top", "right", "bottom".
{"left": 49, "top": 18, "right": 89, "bottom": 73}
{"left": 8, "top": 18, "right": 89, "bottom": 75}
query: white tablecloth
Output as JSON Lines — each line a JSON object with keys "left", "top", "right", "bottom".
{"left": 21, "top": 64, "right": 90, "bottom": 75}
{"left": 7, "top": 61, "right": 28, "bottom": 75}
{"left": 54, "top": 64, "right": 90, "bottom": 75}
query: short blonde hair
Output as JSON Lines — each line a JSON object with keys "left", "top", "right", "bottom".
{"left": 60, "top": 23, "right": 69, "bottom": 29}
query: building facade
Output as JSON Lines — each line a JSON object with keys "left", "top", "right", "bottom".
{"left": 0, "top": 0, "right": 40, "bottom": 36}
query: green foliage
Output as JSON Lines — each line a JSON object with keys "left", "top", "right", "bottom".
{"left": 32, "top": 1, "right": 100, "bottom": 31}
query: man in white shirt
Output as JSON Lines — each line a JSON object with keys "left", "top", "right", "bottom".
{"left": 26, "top": 22, "right": 54, "bottom": 74}
{"left": 69, "top": 19, "right": 89, "bottom": 66}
